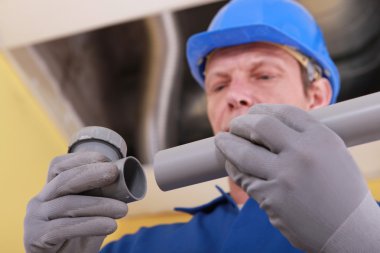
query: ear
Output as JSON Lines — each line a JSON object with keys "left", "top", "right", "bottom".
{"left": 306, "top": 78, "right": 332, "bottom": 110}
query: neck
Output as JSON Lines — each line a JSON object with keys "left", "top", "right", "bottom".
{"left": 228, "top": 177, "right": 249, "bottom": 205}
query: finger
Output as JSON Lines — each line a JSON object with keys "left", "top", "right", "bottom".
{"left": 40, "top": 217, "right": 117, "bottom": 246}
{"left": 215, "top": 132, "right": 277, "bottom": 180}
{"left": 48, "top": 152, "right": 111, "bottom": 182}
{"left": 230, "top": 114, "right": 298, "bottom": 154}
{"left": 40, "top": 195, "right": 128, "bottom": 220}
{"left": 248, "top": 104, "right": 319, "bottom": 132}
{"left": 225, "top": 161, "right": 267, "bottom": 204}
{"left": 225, "top": 161, "right": 261, "bottom": 191}
{"left": 39, "top": 162, "right": 118, "bottom": 201}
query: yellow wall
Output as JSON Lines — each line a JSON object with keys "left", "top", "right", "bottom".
{"left": 0, "top": 52, "right": 67, "bottom": 253}
{"left": 369, "top": 179, "right": 380, "bottom": 200}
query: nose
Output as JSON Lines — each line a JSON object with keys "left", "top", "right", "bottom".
{"left": 226, "top": 82, "right": 253, "bottom": 110}
{"left": 228, "top": 98, "right": 250, "bottom": 110}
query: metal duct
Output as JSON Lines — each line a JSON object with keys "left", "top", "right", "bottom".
{"left": 139, "top": 12, "right": 182, "bottom": 164}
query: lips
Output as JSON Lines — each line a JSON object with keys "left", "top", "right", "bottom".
{"left": 219, "top": 109, "right": 250, "bottom": 133}
{"left": 221, "top": 119, "right": 234, "bottom": 133}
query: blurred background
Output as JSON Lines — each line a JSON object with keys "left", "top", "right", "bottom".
{"left": 1, "top": 0, "right": 380, "bottom": 252}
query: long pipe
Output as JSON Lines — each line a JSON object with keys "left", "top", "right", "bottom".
{"left": 154, "top": 92, "right": 380, "bottom": 191}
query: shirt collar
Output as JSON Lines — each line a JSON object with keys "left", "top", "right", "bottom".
{"left": 174, "top": 185, "right": 238, "bottom": 215}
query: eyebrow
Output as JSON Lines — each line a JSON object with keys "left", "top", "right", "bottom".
{"left": 206, "top": 58, "right": 286, "bottom": 78}
{"left": 206, "top": 71, "right": 230, "bottom": 80}
{"left": 248, "top": 58, "right": 287, "bottom": 73}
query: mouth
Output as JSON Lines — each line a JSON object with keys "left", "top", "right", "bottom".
{"left": 221, "top": 111, "right": 248, "bottom": 133}
{"left": 215, "top": 126, "right": 229, "bottom": 134}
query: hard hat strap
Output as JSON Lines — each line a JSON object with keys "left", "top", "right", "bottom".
{"left": 273, "top": 44, "right": 322, "bottom": 83}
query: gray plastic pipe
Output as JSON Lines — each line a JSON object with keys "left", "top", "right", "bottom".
{"left": 68, "top": 126, "right": 147, "bottom": 203}
{"left": 154, "top": 92, "right": 380, "bottom": 191}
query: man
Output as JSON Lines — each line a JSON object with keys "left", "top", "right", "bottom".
{"left": 24, "top": 0, "right": 380, "bottom": 252}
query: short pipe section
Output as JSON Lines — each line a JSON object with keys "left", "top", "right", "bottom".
{"left": 69, "top": 126, "right": 147, "bottom": 203}
{"left": 100, "top": 157, "right": 147, "bottom": 203}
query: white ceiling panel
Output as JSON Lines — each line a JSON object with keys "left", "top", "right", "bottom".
{"left": 0, "top": 0, "right": 221, "bottom": 49}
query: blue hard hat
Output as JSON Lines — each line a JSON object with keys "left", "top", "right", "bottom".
{"left": 186, "top": 0, "right": 340, "bottom": 104}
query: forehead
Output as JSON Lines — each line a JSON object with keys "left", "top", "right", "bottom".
{"left": 205, "top": 42, "right": 298, "bottom": 71}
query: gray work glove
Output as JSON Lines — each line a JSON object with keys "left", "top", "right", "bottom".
{"left": 215, "top": 104, "right": 380, "bottom": 253}
{"left": 24, "top": 152, "right": 128, "bottom": 253}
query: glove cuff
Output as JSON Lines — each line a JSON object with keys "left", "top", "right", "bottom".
{"left": 321, "top": 191, "right": 380, "bottom": 253}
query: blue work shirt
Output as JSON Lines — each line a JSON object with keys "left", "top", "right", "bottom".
{"left": 101, "top": 186, "right": 302, "bottom": 253}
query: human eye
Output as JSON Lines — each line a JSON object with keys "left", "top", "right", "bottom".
{"left": 250, "top": 70, "right": 277, "bottom": 81}
{"left": 205, "top": 80, "right": 227, "bottom": 94}
{"left": 258, "top": 74, "right": 274, "bottom": 80}
{"left": 212, "top": 82, "right": 227, "bottom": 92}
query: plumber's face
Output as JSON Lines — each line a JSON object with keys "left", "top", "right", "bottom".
{"left": 204, "top": 43, "right": 329, "bottom": 133}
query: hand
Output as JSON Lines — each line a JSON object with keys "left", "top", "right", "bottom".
{"left": 24, "top": 152, "right": 128, "bottom": 253}
{"left": 215, "top": 104, "right": 377, "bottom": 252}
